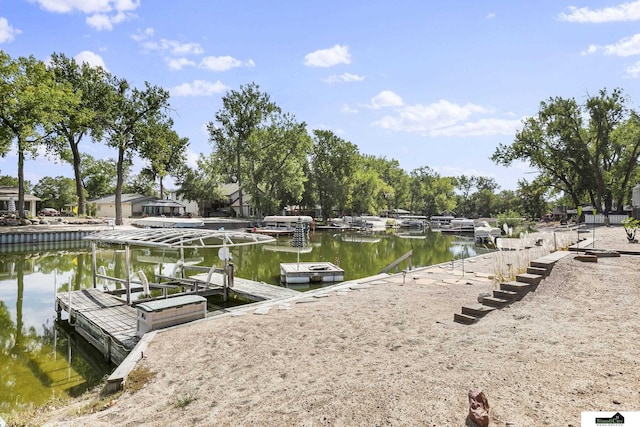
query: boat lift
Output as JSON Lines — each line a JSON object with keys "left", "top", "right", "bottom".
{"left": 84, "top": 228, "right": 276, "bottom": 304}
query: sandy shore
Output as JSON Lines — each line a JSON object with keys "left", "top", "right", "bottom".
{"left": 23, "top": 224, "right": 640, "bottom": 426}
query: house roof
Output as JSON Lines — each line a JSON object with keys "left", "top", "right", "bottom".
{"left": 0, "top": 186, "right": 41, "bottom": 201}
{"left": 89, "top": 193, "right": 156, "bottom": 204}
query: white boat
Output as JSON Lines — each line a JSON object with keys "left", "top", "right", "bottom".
{"left": 474, "top": 221, "right": 502, "bottom": 242}
{"left": 430, "top": 215, "right": 455, "bottom": 229}
{"left": 252, "top": 215, "right": 314, "bottom": 235}
{"left": 133, "top": 217, "right": 204, "bottom": 228}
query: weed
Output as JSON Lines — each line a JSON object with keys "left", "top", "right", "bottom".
{"left": 125, "top": 366, "right": 156, "bottom": 394}
{"left": 174, "top": 393, "right": 197, "bottom": 409}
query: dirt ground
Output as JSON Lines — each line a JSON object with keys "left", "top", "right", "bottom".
{"left": 21, "top": 225, "right": 640, "bottom": 426}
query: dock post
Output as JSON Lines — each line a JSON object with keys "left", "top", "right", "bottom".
{"left": 91, "top": 242, "right": 97, "bottom": 289}
{"left": 125, "top": 245, "right": 131, "bottom": 305}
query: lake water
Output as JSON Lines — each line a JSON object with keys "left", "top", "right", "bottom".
{"left": 0, "top": 228, "right": 492, "bottom": 415}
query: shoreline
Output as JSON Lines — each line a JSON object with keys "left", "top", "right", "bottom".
{"left": 7, "top": 224, "right": 640, "bottom": 426}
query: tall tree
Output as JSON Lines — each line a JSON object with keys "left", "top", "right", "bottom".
{"left": 175, "top": 153, "right": 223, "bottom": 217}
{"left": 493, "top": 88, "right": 640, "bottom": 213}
{"left": 410, "top": 167, "right": 456, "bottom": 217}
{"left": 347, "top": 156, "right": 392, "bottom": 216}
{"left": 208, "top": 83, "right": 280, "bottom": 217}
{"left": 138, "top": 121, "right": 189, "bottom": 199}
{"left": 48, "top": 53, "right": 112, "bottom": 215}
{"left": 0, "top": 52, "right": 74, "bottom": 217}
{"left": 80, "top": 153, "right": 116, "bottom": 199}
{"left": 33, "top": 176, "right": 75, "bottom": 212}
{"left": 103, "top": 79, "right": 171, "bottom": 225}
{"left": 309, "top": 129, "right": 360, "bottom": 220}
{"left": 242, "top": 113, "right": 312, "bottom": 215}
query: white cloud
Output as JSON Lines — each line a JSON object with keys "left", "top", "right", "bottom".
{"left": 324, "top": 72, "right": 365, "bottom": 83}
{"left": 0, "top": 17, "right": 21, "bottom": 43}
{"left": 559, "top": 1, "right": 640, "bottom": 23}
{"left": 304, "top": 44, "right": 351, "bottom": 67}
{"left": 369, "top": 91, "right": 404, "bottom": 109}
{"left": 170, "top": 80, "right": 227, "bottom": 96}
{"left": 626, "top": 60, "right": 640, "bottom": 77}
{"left": 32, "top": 0, "right": 140, "bottom": 30}
{"left": 486, "top": 12, "right": 496, "bottom": 19}
{"left": 167, "top": 57, "right": 195, "bottom": 70}
{"left": 342, "top": 104, "right": 358, "bottom": 114}
{"left": 584, "top": 33, "right": 640, "bottom": 56}
{"left": 372, "top": 99, "right": 495, "bottom": 134}
{"left": 131, "top": 27, "right": 153, "bottom": 42}
{"left": 199, "top": 55, "right": 254, "bottom": 71}
{"left": 157, "top": 39, "right": 204, "bottom": 55}
{"left": 429, "top": 117, "right": 522, "bottom": 137}
{"left": 603, "top": 33, "right": 640, "bottom": 56}
{"left": 74, "top": 50, "right": 107, "bottom": 70}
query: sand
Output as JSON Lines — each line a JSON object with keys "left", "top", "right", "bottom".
{"left": 25, "top": 225, "right": 640, "bottom": 426}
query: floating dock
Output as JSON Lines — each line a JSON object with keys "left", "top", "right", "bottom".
{"left": 55, "top": 289, "right": 138, "bottom": 365}
{"left": 280, "top": 262, "right": 344, "bottom": 284}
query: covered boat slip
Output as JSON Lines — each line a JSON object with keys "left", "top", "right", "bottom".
{"left": 54, "top": 228, "right": 283, "bottom": 366}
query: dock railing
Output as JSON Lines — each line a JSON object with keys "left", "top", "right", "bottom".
{"left": 379, "top": 250, "right": 413, "bottom": 274}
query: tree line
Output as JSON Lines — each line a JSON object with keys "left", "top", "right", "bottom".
{"left": 2, "top": 49, "right": 639, "bottom": 222}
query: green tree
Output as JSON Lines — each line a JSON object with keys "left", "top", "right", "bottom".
{"left": 0, "top": 52, "right": 75, "bottom": 217}
{"left": 410, "top": 167, "right": 456, "bottom": 216}
{"left": 175, "top": 153, "right": 223, "bottom": 217}
{"left": 347, "top": 156, "right": 392, "bottom": 216}
{"left": 493, "top": 88, "right": 640, "bottom": 214}
{"left": 80, "top": 154, "right": 116, "bottom": 199}
{"left": 208, "top": 82, "right": 280, "bottom": 217}
{"left": 138, "top": 120, "right": 189, "bottom": 199}
{"left": 48, "top": 53, "right": 112, "bottom": 215}
{"left": 103, "top": 78, "right": 171, "bottom": 224}
{"left": 33, "top": 176, "right": 75, "bottom": 212}
{"left": 243, "top": 113, "right": 312, "bottom": 215}
{"left": 309, "top": 129, "right": 360, "bottom": 220}
{"left": 0, "top": 175, "right": 20, "bottom": 187}
{"left": 364, "top": 156, "right": 410, "bottom": 213}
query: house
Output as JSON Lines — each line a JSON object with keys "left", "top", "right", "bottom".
{"left": 0, "top": 186, "right": 40, "bottom": 217}
{"left": 199, "top": 183, "right": 255, "bottom": 218}
{"left": 89, "top": 194, "right": 156, "bottom": 218}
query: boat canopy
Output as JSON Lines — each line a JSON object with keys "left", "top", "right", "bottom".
{"left": 262, "top": 215, "right": 313, "bottom": 224}
{"left": 84, "top": 228, "right": 276, "bottom": 249}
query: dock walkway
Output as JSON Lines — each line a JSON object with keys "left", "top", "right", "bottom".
{"left": 190, "top": 272, "right": 300, "bottom": 301}
{"left": 55, "top": 289, "right": 139, "bottom": 365}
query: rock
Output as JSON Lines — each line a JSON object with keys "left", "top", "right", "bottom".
{"left": 467, "top": 388, "right": 490, "bottom": 427}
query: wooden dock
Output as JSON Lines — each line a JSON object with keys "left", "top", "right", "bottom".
{"left": 55, "top": 289, "right": 139, "bottom": 365}
{"left": 279, "top": 262, "right": 344, "bottom": 284}
{"left": 190, "top": 272, "right": 300, "bottom": 301}
{"left": 55, "top": 274, "right": 299, "bottom": 367}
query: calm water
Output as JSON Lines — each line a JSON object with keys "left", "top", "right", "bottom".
{"left": 0, "top": 228, "right": 491, "bottom": 415}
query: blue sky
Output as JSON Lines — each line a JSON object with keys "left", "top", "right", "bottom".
{"left": 1, "top": 0, "right": 639, "bottom": 191}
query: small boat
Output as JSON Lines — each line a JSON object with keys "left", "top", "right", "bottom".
{"left": 474, "top": 221, "right": 502, "bottom": 243}
{"left": 251, "top": 215, "right": 314, "bottom": 235}
{"left": 133, "top": 217, "right": 204, "bottom": 228}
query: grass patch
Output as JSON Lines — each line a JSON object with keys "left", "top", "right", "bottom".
{"left": 125, "top": 366, "right": 156, "bottom": 394}
{"left": 174, "top": 394, "right": 197, "bottom": 409}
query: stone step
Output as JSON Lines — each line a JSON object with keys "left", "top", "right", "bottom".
{"left": 493, "top": 289, "right": 520, "bottom": 301}
{"left": 526, "top": 266, "right": 548, "bottom": 277}
{"left": 575, "top": 254, "right": 598, "bottom": 263}
{"left": 530, "top": 261, "right": 554, "bottom": 274}
{"left": 500, "top": 281, "right": 532, "bottom": 293}
{"left": 453, "top": 312, "right": 479, "bottom": 325}
{"left": 516, "top": 273, "right": 543, "bottom": 286}
{"left": 480, "top": 296, "right": 511, "bottom": 308}
{"left": 461, "top": 304, "right": 496, "bottom": 318}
